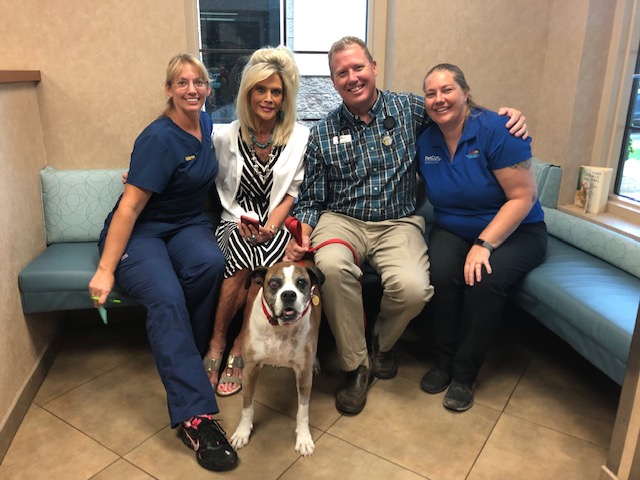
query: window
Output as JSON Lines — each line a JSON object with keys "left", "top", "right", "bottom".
{"left": 199, "top": 0, "right": 281, "bottom": 122}
{"left": 198, "top": 0, "right": 367, "bottom": 125}
{"left": 618, "top": 54, "right": 640, "bottom": 203}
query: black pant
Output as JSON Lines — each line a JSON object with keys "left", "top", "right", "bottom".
{"left": 428, "top": 222, "right": 547, "bottom": 384}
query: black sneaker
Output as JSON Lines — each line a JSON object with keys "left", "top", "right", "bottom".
{"left": 443, "top": 381, "right": 474, "bottom": 411}
{"left": 420, "top": 366, "right": 451, "bottom": 394}
{"left": 180, "top": 414, "right": 238, "bottom": 471}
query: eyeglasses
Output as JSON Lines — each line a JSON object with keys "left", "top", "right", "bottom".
{"left": 172, "top": 79, "right": 208, "bottom": 89}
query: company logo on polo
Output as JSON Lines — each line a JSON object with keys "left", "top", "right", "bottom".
{"left": 423, "top": 155, "right": 441, "bottom": 164}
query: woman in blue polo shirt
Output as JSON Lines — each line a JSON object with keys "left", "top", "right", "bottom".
{"left": 416, "top": 63, "right": 547, "bottom": 412}
{"left": 88, "top": 54, "right": 237, "bottom": 472}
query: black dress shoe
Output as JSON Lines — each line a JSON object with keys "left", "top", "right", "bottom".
{"left": 335, "top": 365, "right": 373, "bottom": 415}
{"left": 372, "top": 349, "right": 398, "bottom": 379}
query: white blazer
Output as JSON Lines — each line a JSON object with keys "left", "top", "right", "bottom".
{"left": 213, "top": 120, "right": 310, "bottom": 224}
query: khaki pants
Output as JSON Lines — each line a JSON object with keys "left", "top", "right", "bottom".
{"left": 311, "top": 212, "right": 434, "bottom": 371}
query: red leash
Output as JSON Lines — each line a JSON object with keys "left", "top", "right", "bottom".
{"left": 284, "top": 216, "right": 365, "bottom": 326}
{"left": 284, "top": 217, "right": 360, "bottom": 266}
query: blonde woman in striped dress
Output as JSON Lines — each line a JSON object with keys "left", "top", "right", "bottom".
{"left": 203, "top": 46, "right": 310, "bottom": 396}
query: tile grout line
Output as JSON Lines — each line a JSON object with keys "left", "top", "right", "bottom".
{"left": 464, "top": 347, "right": 535, "bottom": 479}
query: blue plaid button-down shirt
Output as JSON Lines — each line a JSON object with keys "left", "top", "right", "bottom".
{"left": 295, "top": 90, "right": 428, "bottom": 227}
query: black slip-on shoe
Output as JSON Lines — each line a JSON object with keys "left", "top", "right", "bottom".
{"left": 420, "top": 365, "right": 451, "bottom": 394}
{"left": 443, "top": 381, "right": 474, "bottom": 412}
{"left": 373, "top": 348, "right": 398, "bottom": 379}
{"left": 335, "top": 365, "right": 374, "bottom": 415}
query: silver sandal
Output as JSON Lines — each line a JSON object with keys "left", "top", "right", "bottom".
{"left": 203, "top": 356, "right": 221, "bottom": 376}
{"left": 216, "top": 354, "right": 244, "bottom": 397}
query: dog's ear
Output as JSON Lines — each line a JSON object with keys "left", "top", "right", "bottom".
{"left": 246, "top": 266, "right": 269, "bottom": 289}
{"left": 306, "top": 266, "right": 325, "bottom": 286}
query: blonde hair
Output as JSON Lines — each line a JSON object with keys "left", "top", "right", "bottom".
{"left": 163, "top": 54, "right": 211, "bottom": 115}
{"left": 236, "top": 46, "right": 300, "bottom": 146}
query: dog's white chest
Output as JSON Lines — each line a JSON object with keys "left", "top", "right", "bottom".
{"left": 253, "top": 321, "right": 311, "bottom": 367}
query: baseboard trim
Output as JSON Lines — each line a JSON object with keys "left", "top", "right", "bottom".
{"left": 600, "top": 465, "right": 619, "bottom": 480}
{"left": 0, "top": 336, "right": 60, "bottom": 463}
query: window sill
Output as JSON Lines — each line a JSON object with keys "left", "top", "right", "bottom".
{"left": 558, "top": 197, "right": 640, "bottom": 242}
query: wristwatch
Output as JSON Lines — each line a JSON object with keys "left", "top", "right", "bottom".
{"left": 473, "top": 238, "right": 495, "bottom": 253}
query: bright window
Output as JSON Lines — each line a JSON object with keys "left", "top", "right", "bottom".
{"left": 618, "top": 55, "right": 640, "bottom": 203}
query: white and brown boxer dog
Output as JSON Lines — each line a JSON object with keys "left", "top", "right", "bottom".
{"left": 230, "top": 260, "right": 324, "bottom": 456}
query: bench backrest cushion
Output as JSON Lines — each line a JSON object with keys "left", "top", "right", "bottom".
{"left": 543, "top": 206, "right": 640, "bottom": 278}
{"left": 533, "top": 158, "right": 562, "bottom": 208}
{"left": 40, "top": 166, "right": 125, "bottom": 245}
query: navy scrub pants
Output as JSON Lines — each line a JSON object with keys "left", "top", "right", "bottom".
{"left": 108, "top": 224, "right": 225, "bottom": 427}
{"left": 427, "top": 222, "right": 547, "bottom": 385}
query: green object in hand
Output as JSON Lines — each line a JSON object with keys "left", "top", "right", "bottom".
{"left": 90, "top": 296, "right": 121, "bottom": 325}
{"left": 97, "top": 305, "right": 108, "bottom": 325}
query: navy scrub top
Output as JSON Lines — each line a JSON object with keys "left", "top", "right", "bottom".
{"left": 100, "top": 111, "right": 217, "bottom": 242}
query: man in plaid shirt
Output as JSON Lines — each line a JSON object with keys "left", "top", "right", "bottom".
{"left": 286, "top": 36, "right": 526, "bottom": 415}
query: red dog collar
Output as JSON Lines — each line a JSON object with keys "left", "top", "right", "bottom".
{"left": 262, "top": 294, "right": 312, "bottom": 326}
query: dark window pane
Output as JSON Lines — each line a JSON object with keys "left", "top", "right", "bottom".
{"left": 199, "top": 0, "right": 281, "bottom": 121}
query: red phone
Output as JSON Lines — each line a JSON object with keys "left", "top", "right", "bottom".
{"left": 241, "top": 215, "right": 260, "bottom": 228}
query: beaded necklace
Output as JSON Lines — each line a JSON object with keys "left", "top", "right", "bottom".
{"left": 248, "top": 145, "right": 276, "bottom": 182}
{"left": 249, "top": 129, "right": 273, "bottom": 149}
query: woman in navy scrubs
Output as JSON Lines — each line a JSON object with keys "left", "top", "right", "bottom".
{"left": 416, "top": 64, "right": 547, "bottom": 412}
{"left": 88, "top": 54, "right": 237, "bottom": 472}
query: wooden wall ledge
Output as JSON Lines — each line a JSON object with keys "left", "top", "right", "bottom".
{"left": 0, "top": 70, "right": 41, "bottom": 83}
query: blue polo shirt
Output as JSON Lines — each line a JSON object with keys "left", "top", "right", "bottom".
{"left": 416, "top": 108, "right": 544, "bottom": 242}
{"left": 100, "top": 112, "right": 217, "bottom": 241}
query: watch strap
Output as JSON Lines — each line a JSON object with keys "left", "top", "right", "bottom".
{"left": 474, "top": 238, "right": 495, "bottom": 253}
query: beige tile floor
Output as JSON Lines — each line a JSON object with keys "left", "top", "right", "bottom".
{"left": 0, "top": 305, "right": 621, "bottom": 480}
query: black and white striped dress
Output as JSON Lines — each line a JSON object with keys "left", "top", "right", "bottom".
{"left": 215, "top": 137, "right": 292, "bottom": 278}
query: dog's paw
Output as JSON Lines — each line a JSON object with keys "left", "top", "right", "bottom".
{"left": 230, "top": 425, "right": 252, "bottom": 450}
{"left": 312, "top": 357, "right": 321, "bottom": 375}
{"left": 295, "top": 433, "right": 315, "bottom": 457}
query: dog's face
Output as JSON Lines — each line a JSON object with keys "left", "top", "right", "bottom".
{"left": 249, "top": 262, "right": 324, "bottom": 324}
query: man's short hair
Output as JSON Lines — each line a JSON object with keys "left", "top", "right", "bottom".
{"left": 328, "top": 36, "right": 374, "bottom": 76}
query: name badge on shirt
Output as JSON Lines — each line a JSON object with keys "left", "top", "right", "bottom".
{"left": 333, "top": 134, "right": 352, "bottom": 145}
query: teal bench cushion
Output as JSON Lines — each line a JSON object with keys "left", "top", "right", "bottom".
{"left": 533, "top": 158, "right": 561, "bottom": 208}
{"left": 543, "top": 207, "right": 640, "bottom": 278}
{"left": 40, "top": 166, "right": 125, "bottom": 245}
{"left": 512, "top": 236, "right": 640, "bottom": 385}
{"left": 18, "top": 242, "right": 137, "bottom": 314}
